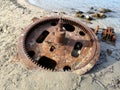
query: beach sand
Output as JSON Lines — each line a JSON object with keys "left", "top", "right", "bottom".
{"left": 0, "top": 0, "right": 120, "bottom": 90}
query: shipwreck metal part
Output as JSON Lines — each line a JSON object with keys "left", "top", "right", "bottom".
{"left": 94, "top": 25, "right": 99, "bottom": 35}
{"left": 102, "top": 27, "right": 116, "bottom": 44}
{"left": 18, "top": 16, "right": 100, "bottom": 75}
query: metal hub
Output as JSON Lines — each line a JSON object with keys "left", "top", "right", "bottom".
{"left": 18, "top": 16, "right": 100, "bottom": 75}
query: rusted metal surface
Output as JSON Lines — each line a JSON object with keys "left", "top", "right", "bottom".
{"left": 18, "top": 16, "right": 100, "bottom": 75}
{"left": 102, "top": 27, "right": 116, "bottom": 44}
{"left": 94, "top": 25, "right": 99, "bottom": 35}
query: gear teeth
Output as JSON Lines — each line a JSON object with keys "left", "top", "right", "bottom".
{"left": 42, "top": 66, "right": 46, "bottom": 70}
{"left": 38, "top": 64, "right": 42, "bottom": 68}
{"left": 33, "top": 61, "right": 37, "bottom": 64}
{"left": 18, "top": 16, "right": 100, "bottom": 75}
{"left": 51, "top": 69, "right": 55, "bottom": 72}
{"left": 46, "top": 68, "right": 51, "bottom": 71}
{"left": 36, "top": 63, "right": 39, "bottom": 66}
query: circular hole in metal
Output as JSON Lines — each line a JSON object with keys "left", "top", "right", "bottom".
{"left": 79, "top": 31, "right": 85, "bottom": 36}
{"left": 71, "top": 50, "right": 79, "bottom": 57}
{"left": 63, "top": 66, "right": 71, "bottom": 71}
{"left": 74, "top": 42, "right": 83, "bottom": 50}
{"left": 27, "top": 51, "right": 35, "bottom": 57}
{"left": 51, "top": 22, "right": 57, "bottom": 26}
{"left": 50, "top": 46, "right": 55, "bottom": 52}
{"left": 63, "top": 24, "right": 75, "bottom": 32}
{"left": 71, "top": 42, "right": 83, "bottom": 57}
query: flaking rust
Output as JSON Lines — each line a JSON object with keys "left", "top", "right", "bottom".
{"left": 18, "top": 16, "right": 100, "bottom": 75}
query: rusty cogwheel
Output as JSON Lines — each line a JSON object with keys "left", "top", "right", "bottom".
{"left": 18, "top": 16, "right": 100, "bottom": 75}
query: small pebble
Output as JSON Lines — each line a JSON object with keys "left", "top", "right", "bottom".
{"left": 106, "top": 49, "right": 112, "bottom": 56}
{"left": 99, "top": 8, "right": 112, "bottom": 13}
{"left": 85, "top": 15, "right": 93, "bottom": 20}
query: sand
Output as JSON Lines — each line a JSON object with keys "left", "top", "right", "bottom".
{"left": 0, "top": 0, "right": 120, "bottom": 90}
